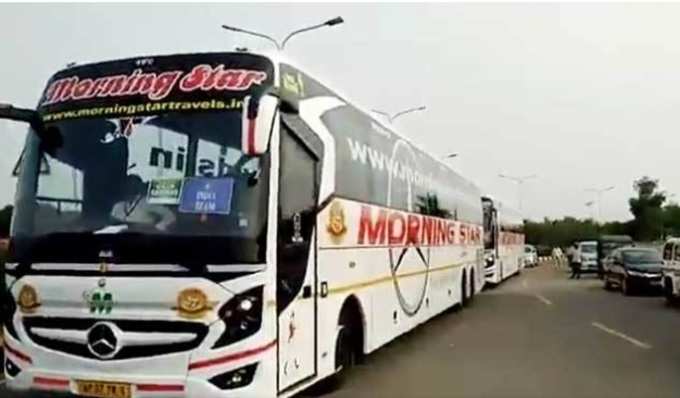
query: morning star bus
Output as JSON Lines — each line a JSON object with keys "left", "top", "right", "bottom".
{"left": 1, "top": 51, "right": 485, "bottom": 398}
{"left": 482, "top": 196, "right": 525, "bottom": 284}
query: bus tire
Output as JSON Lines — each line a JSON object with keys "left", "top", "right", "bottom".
{"left": 469, "top": 270, "right": 476, "bottom": 303}
{"left": 461, "top": 270, "right": 469, "bottom": 307}
{"left": 315, "top": 299, "right": 364, "bottom": 393}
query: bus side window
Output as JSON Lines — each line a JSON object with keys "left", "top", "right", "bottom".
{"left": 674, "top": 244, "right": 680, "bottom": 262}
{"left": 664, "top": 243, "right": 673, "bottom": 261}
{"left": 277, "top": 127, "right": 318, "bottom": 314}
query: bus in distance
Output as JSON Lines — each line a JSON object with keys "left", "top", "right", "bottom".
{"left": 2, "top": 50, "right": 486, "bottom": 398}
{"left": 482, "top": 196, "right": 525, "bottom": 284}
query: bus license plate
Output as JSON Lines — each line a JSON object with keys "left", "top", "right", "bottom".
{"left": 76, "top": 380, "right": 131, "bottom": 398}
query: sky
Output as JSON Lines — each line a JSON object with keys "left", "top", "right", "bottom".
{"left": 1, "top": 3, "right": 680, "bottom": 222}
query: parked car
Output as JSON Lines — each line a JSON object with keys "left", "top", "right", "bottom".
{"left": 524, "top": 244, "right": 538, "bottom": 267}
{"left": 661, "top": 238, "right": 680, "bottom": 305}
{"left": 577, "top": 240, "right": 598, "bottom": 272}
{"left": 603, "top": 247, "right": 663, "bottom": 295}
{"left": 597, "top": 235, "right": 634, "bottom": 277}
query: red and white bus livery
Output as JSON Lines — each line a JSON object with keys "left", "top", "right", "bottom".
{"left": 2, "top": 50, "right": 486, "bottom": 397}
{"left": 482, "top": 196, "right": 525, "bottom": 284}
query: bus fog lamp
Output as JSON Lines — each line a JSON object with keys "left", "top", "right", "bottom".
{"left": 238, "top": 298, "right": 254, "bottom": 312}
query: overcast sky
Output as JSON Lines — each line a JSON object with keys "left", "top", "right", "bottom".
{"left": 2, "top": 3, "right": 680, "bottom": 221}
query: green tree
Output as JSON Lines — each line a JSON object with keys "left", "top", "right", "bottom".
{"left": 629, "top": 176, "right": 666, "bottom": 241}
{"left": 662, "top": 203, "right": 680, "bottom": 238}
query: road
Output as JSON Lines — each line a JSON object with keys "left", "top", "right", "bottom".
{"left": 3, "top": 264, "right": 680, "bottom": 397}
{"left": 316, "top": 264, "right": 680, "bottom": 398}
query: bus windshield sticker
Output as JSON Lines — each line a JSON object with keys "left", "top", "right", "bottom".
{"left": 178, "top": 177, "right": 234, "bottom": 215}
{"left": 147, "top": 178, "right": 184, "bottom": 205}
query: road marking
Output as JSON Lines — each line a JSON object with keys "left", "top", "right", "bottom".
{"left": 591, "top": 322, "right": 652, "bottom": 349}
{"left": 522, "top": 280, "right": 528, "bottom": 289}
{"left": 0, "top": 379, "right": 5, "bottom": 385}
{"left": 534, "top": 294, "right": 553, "bottom": 306}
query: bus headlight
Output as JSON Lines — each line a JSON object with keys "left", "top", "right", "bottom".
{"left": 212, "top": 286, "right": 263, "bottom": 348}
{"left": 209, "top": 363, "right": 258, "bottom": 390}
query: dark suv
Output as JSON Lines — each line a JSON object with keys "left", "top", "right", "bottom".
{"left": 603, "top": 247, "right": 663, "bottom": 295}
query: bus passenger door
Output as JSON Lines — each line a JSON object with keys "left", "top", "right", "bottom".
{"left": 277, "top": 127, "right": 319, "bottom": 392}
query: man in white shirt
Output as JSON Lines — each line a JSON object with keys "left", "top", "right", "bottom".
{"left": 568, "top": 243, "right": 582, "bottom": 279}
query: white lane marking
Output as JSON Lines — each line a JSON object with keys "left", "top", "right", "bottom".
{"left": 534, "top": 294, "right": 553, "bottom": 306}
{"left": 522, "top": 280, "right": 528, "bottom": 289}
{"left": 591, "top": 322, "right": 652, "bottom": 349}
{"left": 0, "top": 379, "right": 5, "bottom": 385}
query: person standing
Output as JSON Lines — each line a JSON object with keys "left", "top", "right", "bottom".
{"left": 568, "top": 243, "right": 582, "bottom": 279}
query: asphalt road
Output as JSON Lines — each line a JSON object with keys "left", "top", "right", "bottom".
{"left": 4, "top": 263, "right": 680, "bottom": 397}
{"left": 316, "top": 264, "right": 680, "bottom": 398}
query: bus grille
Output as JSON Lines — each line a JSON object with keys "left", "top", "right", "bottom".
{"left": 23, "top": 317, "right": 208, "bottom": 360}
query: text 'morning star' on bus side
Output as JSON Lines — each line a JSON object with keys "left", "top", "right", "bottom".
{"left": 1, "top": 50, "right": 525, "bottom": 398}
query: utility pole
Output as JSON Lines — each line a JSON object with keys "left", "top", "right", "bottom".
{"left": 585, "top": 186, "right": 614, "bottom": 223}
{"left": 498, "top": 174, "right": 537, "bottom": 213}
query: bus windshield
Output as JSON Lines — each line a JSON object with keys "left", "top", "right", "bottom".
{"left": 12, "top": 111, "right": 269, "bottom": 265}
{"left": 10, "top": 53, "right": 274, "bottom": 265}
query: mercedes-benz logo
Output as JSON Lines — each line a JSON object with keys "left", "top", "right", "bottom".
{"left": 87, "top": 322, "right": 121, "bottom": 359}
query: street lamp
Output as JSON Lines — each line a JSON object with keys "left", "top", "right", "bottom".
{"left": 498, "top": 173, "right": 537, "bottom": 212}
{"left": 442, "top": 153, "right": 458, "bottom": 159}
{"left": 222, "top": 17, "right": 344, "bottom": 50}
{"left": 585, "top": 201, "right": 595, "bottom": 220}
{"left": 371, "top": 106, "right": 426, "bottom": 123}
{"left": 585, "top": 185, "right": 614, "bottom": 223}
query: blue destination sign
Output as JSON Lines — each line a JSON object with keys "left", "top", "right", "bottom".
{"left": 179, "top": 177, "right": 234, "bottom": 215}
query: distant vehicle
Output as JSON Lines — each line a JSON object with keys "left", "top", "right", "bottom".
{"left": 524, "top": 245, "right": 538, "bottom": 267}
{"left": 661, "top": 238, "right": 680, "bottom": 305}
{"left": 577, "top": 240, "right": 598, "bottom": 272}
{"left": 603, "top": 247, "right": 663, "bottom": 295}
{"left": 597, "top": 235, "right": 634, "bottom": 277}
{"left": 482, "top": 196, "right": 525, "bottom": 284}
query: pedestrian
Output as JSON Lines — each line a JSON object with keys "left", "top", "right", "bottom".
{"left": 568, "top": 243, "right": 582, "bottom": 279}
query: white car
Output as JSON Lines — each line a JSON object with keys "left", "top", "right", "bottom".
{"left": 524, "top": 245, "right": 538, "bottom": 267}
{"left": 578, "top": 240, "right": 598, "bottom": 272}
{"left": 662, "top": 238, "right": 680, "bottom": 305}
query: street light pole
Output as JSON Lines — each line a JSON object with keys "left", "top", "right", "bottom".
{"left": 585, "top": 201, "right": 595, "bottom": 220}
{"left": 371, "top": 106, "right": 426, "bottom": 123}
{"left": 498, "top": 174, "right": 537, "bottom": 213}
{"left": 585, "top": 186, "right": 614, "bottom": 223}
{"left": 222, "top": 17, "right": 344, "bottom": 50}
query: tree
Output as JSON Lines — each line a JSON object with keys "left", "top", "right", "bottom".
{"left": 662, "top": 203, "right": 680, "bottom": 238}
{"left": 0, "top": 205, "right": 12, "bottom": 237}
{"left": 629, "top": 176, "right": 666, "bottom": 241}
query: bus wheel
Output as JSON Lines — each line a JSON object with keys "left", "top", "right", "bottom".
{"left": 335, "top": 300, "right": 364, "bottom": 381}
{"left": 469, "top": 270, "right": 476, "bottom": 303}
{"left": 461, "top": 270, "right": 469, "bottom": 307}
{"left": 315, "top": 302, "right": 363, "bottom": 394}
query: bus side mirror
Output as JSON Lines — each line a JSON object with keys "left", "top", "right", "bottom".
{"left": 242, "top": 94, "right": 278, "bottom": 156}
{"left": 0, "top": 103, "right": 62, "bottom": 154}
{"left": 0, "top": 104, "right": 42, "bottom": 130}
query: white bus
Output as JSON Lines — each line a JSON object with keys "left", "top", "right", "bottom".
{"left": 1, "top": 51, "right": 485, "bottom": 398}
{"left": 482, "top": 196, "right": 525, "bottom": 284}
